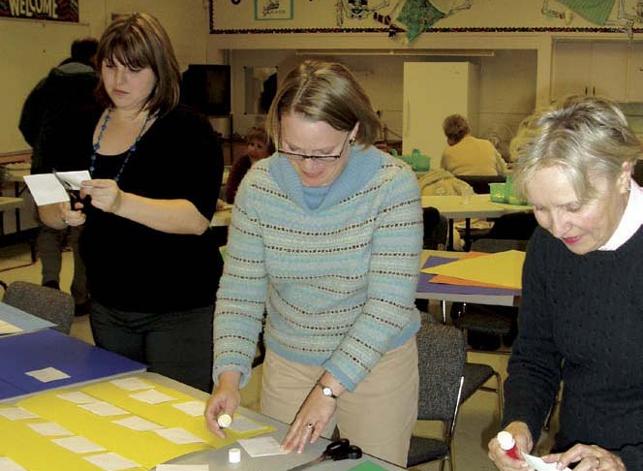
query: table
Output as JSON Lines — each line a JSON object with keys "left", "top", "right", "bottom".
{"left": 211, "top": 207, "right": 232, "bottom": 227}
{"left": 421, "top": 194, "right": 531, "bottom": 250}
{"left": 416, "top": 250, "right": 521, "bottom": 322}
{"left": 154, "top": 373, "right": 404, "bottom": 470}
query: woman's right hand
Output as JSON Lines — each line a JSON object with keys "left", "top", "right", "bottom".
{"left": 60, "top": 201, "right": 86, "bottom": 227}
{"left": 488, "top": 421, "right": 533, "bottom": 470}
{"left": 204, "top": 371, "right": 241, "bottom": 439}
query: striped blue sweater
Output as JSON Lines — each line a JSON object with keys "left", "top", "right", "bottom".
{"left": 213, "top": 145, "right": 423, "bottom": 391}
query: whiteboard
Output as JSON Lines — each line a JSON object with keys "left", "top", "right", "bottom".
{"left": 0, "top": 19, "right": 90, "bottom": 153}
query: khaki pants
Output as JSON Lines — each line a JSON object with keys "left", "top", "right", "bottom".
{"left": 260, "top": 338, "right": 418, "bottom": 467}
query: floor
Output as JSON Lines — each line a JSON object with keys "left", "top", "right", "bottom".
{"left": 0, "top": 242, "right": 558, "bottom": 471}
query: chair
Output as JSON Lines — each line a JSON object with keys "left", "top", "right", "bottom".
{"left": 408, "top": 319, "right": 466, "bottom": 471}
{"left": 3, "top": 281, "right": 75, "bottom": 334}
{"left": 456, "top": 175, "right": 505, "bottom": 195}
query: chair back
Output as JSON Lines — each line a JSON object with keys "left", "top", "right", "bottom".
{"left": 470, "top": 238, "right": 528, "bottom": 253}
{"left": 3, "top": 281, "right": 74, "bottom": 334}
{"left": 457, "top": 175, "right": 505, "bottom": 194}
{"left": 416, "top": 320, "right": 466, "bottom": 422}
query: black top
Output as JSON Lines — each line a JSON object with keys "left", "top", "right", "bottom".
{"left": 19, "top": 62, "right": 100, "bottom": 174}
{"left": 79, "top": 105, "right": 224, "bottom": 313}
{"left": 503, "top": 226, "right": 643, "bottom": 469}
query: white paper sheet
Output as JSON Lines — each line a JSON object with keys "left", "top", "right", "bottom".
{"left": 23, "top": 174, "right": 70, "bottom": 206}
{"left": 156, "top": 465, "right": 210, "bottom": 471}
{"left": 0, "top": 320, "right": 22, "bottom": 335}
{"left": 112, "top": 416, "right": 163, "bottom": 431}
{"left": 25, "top": 367, "right": 70, "bottom": 383}
{"left": 228, "top": 415, "right": 266, "bottom": 433}
{"left": 171, "top": 401, "right": 205, "bottom": 417}
{"left": 57, "top": 391, "right": 96, "bottom": 404}
{"left": 27, "top": 421, "right": 73, "bottom": 436}
{"left": 237, "top": 436, "right": 289, "bottom": 457}
{"left": 129, "top": 389, "right": 175, "bottom": 404}
{"left": 154, "top": 427, "right": 206, "bottom": 444}
{"left": 0, "top": 457, "right": 27, "bottom": 471}
{"left": 78, "top": 401, "right": 128, "bottom": 417}
{"left": 83, "top": 452, "right": 140, "bottom": 471}
{"left": 110, "top": 377, "right": 153, "bottom": 391}
{"left": 0, "top": 407, "right": 39, "bottom": 420}
{"left": 52, "top": 436, "right": 106, "bottom": 453}
{"left": 523, "top": 453, "right": 571, "bottom": 471}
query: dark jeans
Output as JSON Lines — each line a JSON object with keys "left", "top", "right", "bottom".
{"left": 90, "top": 301, "right": 214, "bottom": 392}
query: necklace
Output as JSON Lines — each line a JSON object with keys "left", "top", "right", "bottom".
{"left": 89, "top": 108, "right": 152, "bottom": 183}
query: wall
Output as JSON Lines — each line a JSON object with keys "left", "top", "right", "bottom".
{"left": 0, "top": 0, "right": 211, "bottom": 154}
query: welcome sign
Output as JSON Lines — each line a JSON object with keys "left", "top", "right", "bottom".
{"left": 0, "top": 0, "right": 79, "bottom": 22}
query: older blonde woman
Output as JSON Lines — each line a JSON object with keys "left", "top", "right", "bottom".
{"left": 488, "top": 96, "right": 642, "bottom": 471}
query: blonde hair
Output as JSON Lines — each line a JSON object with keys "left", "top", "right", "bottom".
{"left": 265, "top": 60, "right": 381, "bottom": 147}
{"left": 512, "top": 95, "right": 641, "bottom": 201}
{"left": 96, "top": 13, "right": 180, "bottom": 117}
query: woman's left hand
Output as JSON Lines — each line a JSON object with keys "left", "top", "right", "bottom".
{"left": 81, "top": 179, "right": 123, "bottom": 214}
{"left": 281, "top": 386, "right": 337, "bottom": 454}
{"left": 542, "top": 444, "right": 625, "bottom": 471}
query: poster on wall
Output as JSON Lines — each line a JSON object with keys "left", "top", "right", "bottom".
{"left": 0, "top": 0, "right": 79, "bottom": 22}
{"left": 255, "top": 0, "right": 293, "bottom": 21}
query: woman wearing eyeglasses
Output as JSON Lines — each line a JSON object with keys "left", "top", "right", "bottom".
{"left": 205, "top": 60, "right": 422, "bottom": 466}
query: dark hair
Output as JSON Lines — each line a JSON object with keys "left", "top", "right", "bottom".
{"left": 265, "top": 60, "right": 381, "bottom": 147}
{"left": 95, "top": 13, "right": 180, "bottom": 117}
{"left": 443, "top": 114, "right": 470, "bottom": 144}
{"left": 70, "top": 38, "right": 98, "bottom": 67}
{"left": 246, "top": 126, "right": 275, "bottom": 154}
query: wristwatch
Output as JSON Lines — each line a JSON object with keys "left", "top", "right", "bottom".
{"left": 317, "top": 382, "right": 338, "bottom": 399}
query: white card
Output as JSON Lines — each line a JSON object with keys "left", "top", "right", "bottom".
{"left": 54, "top": 171, "right": 91, "bottom": 190}
{"left": 110, "top": 377, "right": 153, "bottom": 391}
{"left": 113, "top": 416, "right": 163, "bottom": 431}
{"left": 0, "top": 407, "right": 39, "bottom": 420}
{"left": 154, "top": 427, "right": 206, "bottom": 444}
{"left": 523, "top": 453, "right": 571, "bottom": 471}
{"left": 129, "top": 389, "right": 175, "bottom": 404}
{"left": 25, "top": 367, "right": 70, "bottom": 383}
{"left": 156, "top": 465, "right": 210, "bottom": 471}
{"left": 79, "top": 401, "right": 128, "bottom": 417}
{"left": 0, "top": 457, "right": 27, "bottom": 471}
{"left": 172, "top": 401, "right": 205, "bottom": 417}
{"left": 237, "top": 436, "right": 289, "bottom": 457}
{"left": 0, "top": 320, "right": 22, "bottom": 335}
{"left": 57, "top": 391, "right": 96, "bottom": 404}
{"left": 28, "top": 421, "right": 72, "bottom": 436}
{"left": 52, "top": 436, "right": 106, "bottom": 453}
{"left": 84, "top": 452, "right": 140, "bottom": 471}
{"left": 228, "top": 415, "right": 266, "bottom": 433}
{"left": 23, "top": 174, "right": 70, "bottom": 206}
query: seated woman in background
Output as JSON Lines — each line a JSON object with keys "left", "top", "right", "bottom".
{"left": 205, "top": 60, "right": 422, "bottom": 466}
{"left": 225, "top": 125, "right": 274, "bottom": 204}
{"left": 441, "top": 114, "right": 507, "bottom": 176}
{"left": 488, "top": 96, "right": 642, "bottom": 471}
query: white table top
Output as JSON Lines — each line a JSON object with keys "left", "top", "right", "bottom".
{"left": 421, "top": 194, "right": 531, "bottom": 219}
{"left": 211, "top": 207, "right": 232, "bottom": 227}
{"left": 150, "top": 373, "right": 404, "bottom": 470}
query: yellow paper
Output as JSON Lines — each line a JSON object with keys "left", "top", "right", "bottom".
{"left": 3, "top": 379, "right": 273, "bottom": 470}
{"left": 422, "top": 250, "right": 525, "bottom": 290}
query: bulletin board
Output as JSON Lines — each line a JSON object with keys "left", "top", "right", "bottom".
{"left": 0, "top": 19, "right": 90, "bottom": 154}
{"left": 210, "top": 0, "right": 643, "bottom": 36}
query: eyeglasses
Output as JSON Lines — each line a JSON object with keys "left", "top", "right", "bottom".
{"left": 277, "top": 133, "right": 351, "bottom": 163}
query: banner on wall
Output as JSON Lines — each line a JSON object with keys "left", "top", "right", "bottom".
{"left": 0, "top": 0, "right": 79, "bottom": 23}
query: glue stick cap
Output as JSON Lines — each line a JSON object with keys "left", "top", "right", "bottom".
{"left": 228, "top": 447, "right": 241, "bottom": 464}
{"left": 497, "top": 431, "right": 516, "bottom": 451}
{"left": 217, "top": 413, "right": 232, "bottom": 428}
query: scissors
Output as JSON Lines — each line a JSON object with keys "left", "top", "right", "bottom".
{"left": 287, "top": 438, "right": 363, "bottom": 471}
{"left": 52, "top": 169, "right": 84, "bottom": 209}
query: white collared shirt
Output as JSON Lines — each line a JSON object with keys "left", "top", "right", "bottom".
{"left": 600, "top": 178, "right": 643, "bottom": 250}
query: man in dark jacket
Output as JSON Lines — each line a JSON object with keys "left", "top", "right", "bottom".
{"left": 19, "top": 38, "right": 101, "bottom": 315}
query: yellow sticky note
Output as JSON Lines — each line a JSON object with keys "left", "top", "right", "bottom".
{"left": 423, "top": 250, "right": 526, "bottom": 290}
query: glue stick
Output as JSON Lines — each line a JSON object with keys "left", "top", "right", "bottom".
{"left": 497, "top": 431, "right": 521, "bottom": 460}
{"left": 217, "top": 413, "right": 232, "bottom": 428}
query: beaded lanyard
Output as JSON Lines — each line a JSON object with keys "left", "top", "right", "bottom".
{"left": 89, "top": 108, "right": 152, "bottom": 183}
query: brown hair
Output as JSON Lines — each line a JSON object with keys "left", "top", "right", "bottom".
{"left": 245, "top": 126, "right": 275, "bottom": 154}
{"left": 95, "top": 13, "right": 180, "bottom": 117}
{"left": 443, "top": 114, "right": 470, "bottom": 144}
{"left": 265, "top": 60, "right": 381, "bottom": 147}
